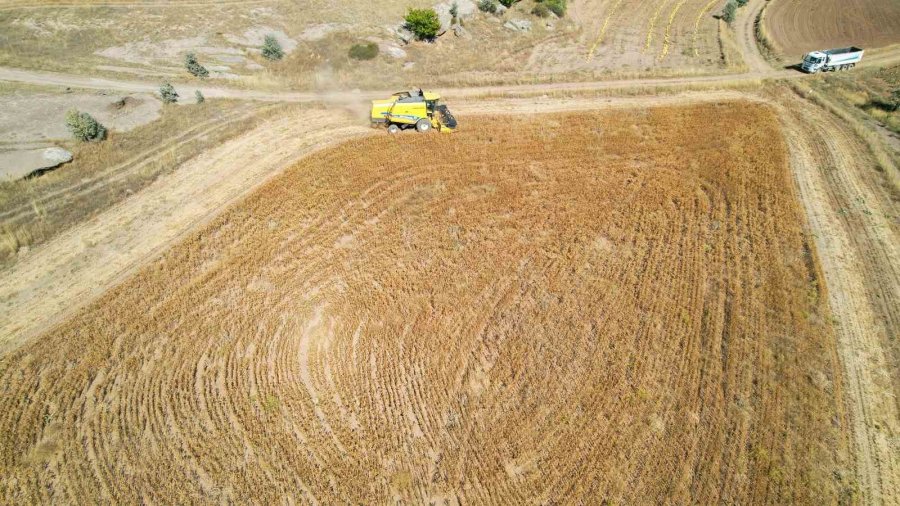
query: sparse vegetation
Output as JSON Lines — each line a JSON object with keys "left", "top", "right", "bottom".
{"left": 195, "top": 90, "right": 205, "bottom": 104}
{"left": 348, "top": 42, "right": 379, "bottom": 60}
{"left": 404, "top": 8, "right": 442, "bottom": 41}
{"left": 184, "top": 52, "right": 209, "bottom": 78}
{"left": 0, "top": 101, "right": 269, "bottom": 264}
{"left": 65, "top": 109, "right": 107, "bottom": 142}
{"left": 159, "top": 82, "right": 178, "bottom": 104}
{"left": 261, "top": 35, "right": 284, "bottom": 61}
{"left": 537, "top": 0, "right": 567, "bottom": 17}
{"left": 532, "top": 3, "right": 550, "bottom": 18}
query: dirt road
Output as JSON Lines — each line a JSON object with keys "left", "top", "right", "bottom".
{"left": 736, "top": 0, "right": 771, "bottom": 73}
{"left": 0, "top": 65, "right": 794, "bottom": 104}
{"left": 771, "top": 88, "right": 899, "bottom": 505}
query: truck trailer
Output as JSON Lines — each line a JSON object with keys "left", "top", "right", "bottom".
{"left": 801, "top": 47, "right": 864, "bottom": 73}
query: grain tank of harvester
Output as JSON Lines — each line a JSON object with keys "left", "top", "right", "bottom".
{"left": 801, "top": 47, "right": 864, "bottom": 73}
{"left": 370, "top": 89, "right": 457, "bottom": 134}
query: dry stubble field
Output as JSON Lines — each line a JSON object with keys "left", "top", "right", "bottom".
{"left": 0, "top": 103, "right": 853, "bottom": 503}
{"left": 763, "top": 0, "right": 900, "bottom": 60}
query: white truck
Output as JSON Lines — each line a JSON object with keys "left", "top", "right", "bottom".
{"left": 801, "top": 46, "right": 864, "bottom": 73}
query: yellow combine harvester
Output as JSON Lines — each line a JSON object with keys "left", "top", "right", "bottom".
{"left": 370, "top": 89, "right": 457, "bottom": 134}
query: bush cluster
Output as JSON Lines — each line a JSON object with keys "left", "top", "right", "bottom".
{"left": 536, "top": 0, "right": 566, "bottom": 17}
{"left": 349, "top": 42, "right": 379, "bottom": 60}
{"left": 478, "top": 0, "right": 497, "bottom": 13}
{"left": 65, "top": 109, "right": 107, "bottom": 142}
{"left": 262, "top": 35, "right": 284, "bottom": 60}
{"left": 405, "top": 8, "right": 442, "bottom": 40}
{"left": 532, "top": 4, "right": 549, "bottom": 17}
{"left": 721, "top": 0, "right": 747, "bottom": 24}
{"left": 159, "top": 82, "right": 179, "bottom": 104}
{"left": 184, "top": 52, "right": 209, "bottom": 78}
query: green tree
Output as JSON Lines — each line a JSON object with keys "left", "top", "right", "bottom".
{"left": 262, "top": 34, "right": 284, "bottom": 60}
{"left": 65, "top": 109, "right": 107, "bottom": 142}
{"left": 405, "top": 8, "right": 441, "bottom": 40}
{"left": 722, "top": 1, "right": 737, "bottom": 24}
{"left": 184, "top": 52, "right": 209, "bottom": 78}
{"left": 159, "top": 82, "right": 179, "bottom": 104}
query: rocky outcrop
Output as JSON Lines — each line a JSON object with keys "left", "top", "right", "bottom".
{"left": 0, "top": 146, "right": 73, "bottom": 181}
{"left": 504, "top": 19, "right": 532, "bottom": 32}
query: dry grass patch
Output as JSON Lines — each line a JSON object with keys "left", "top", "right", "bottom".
{"left": 0, "top": 103, "right": 851, "bottom": 503}
{"left": 0, "top": 100, "right": 276, "bottom": 263}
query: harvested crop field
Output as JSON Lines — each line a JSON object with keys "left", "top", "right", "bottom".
{"left": 0, "top": 103, "right": 853, "bottom": 503}
{"left": 763, "top": 0, "right": 900, "bottom": 59}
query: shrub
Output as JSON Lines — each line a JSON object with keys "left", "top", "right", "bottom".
{"left": 531, "top": 4, "right": 549, "bottom": 18}
{"left": 544, "top": 0, "right": 567, "bottom": 16}
{"left": 159, "top": 82, "right": 179, "bottom": 104}
{"left": 499, "top": 0, "right": 519, "bottom": 7}
{"left": 262, "top": 34, "right": 284, "bottom": 60}
{"left": 405, "top": 8, "right": 442, "bottom": 40}
{"left": 722, "top": 1, "right": 737, "bottom": 24}
{"left": 195, "top": 90, "right": 205, "bottom": 104}
{"left": 65, "top": 109, "right": 107, "bottom": 142}
{"left": 450, "top": 2, "right": 459, "bottom": 23}
{"left": 184, "top": 52, "right": 209, "bottom": 78}
{"left": 348, "top": 42, "right": 379, "bottom": 60}
{"left": 735, "top": 0, "right": 748, "bottom": 5}
{"left": 478, "top": 0, "right": 497, "bottom": 13}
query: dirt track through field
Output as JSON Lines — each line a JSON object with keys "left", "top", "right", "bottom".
{"left": 0, "top": 104, "right": 853, "bottom": 503}
{"left": 771, "top": 88, "right": 900, "bottom": 505}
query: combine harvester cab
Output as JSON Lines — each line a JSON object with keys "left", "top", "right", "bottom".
{"left": 801, "top": 46, "right": 864, "bottom": 73}
{"left": 371, "top": 89, "right": 456, "bottom": 134}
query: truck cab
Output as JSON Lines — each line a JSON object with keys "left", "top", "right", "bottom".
{"left": 801, "top": 51, "right": 827, "bottom": 73}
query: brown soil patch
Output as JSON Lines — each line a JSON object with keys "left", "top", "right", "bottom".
{"left": 763, "top": 0, "right": 900, "bottom": 60}
{"left": 0, "top": 103, "right": 851, "bottom": 503}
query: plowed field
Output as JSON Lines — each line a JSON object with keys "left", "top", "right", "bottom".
{"left": 0, "top": 103, "right": 852, "bottom": 503}
{"left": 763, "top": 0, "right": 900, "bottom": 59}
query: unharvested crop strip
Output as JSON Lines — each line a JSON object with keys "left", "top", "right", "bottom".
{"left": 691, "top": 0, "right": 722, "bottom": 56}
{"left": 658, "top": 0, "right": 689, "bottom": 61}
{"left": 645, "top": 0, "right": 673, "bottom": 53}
{"left": 587, "top": 0, "right": 624, "bottom": 61}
